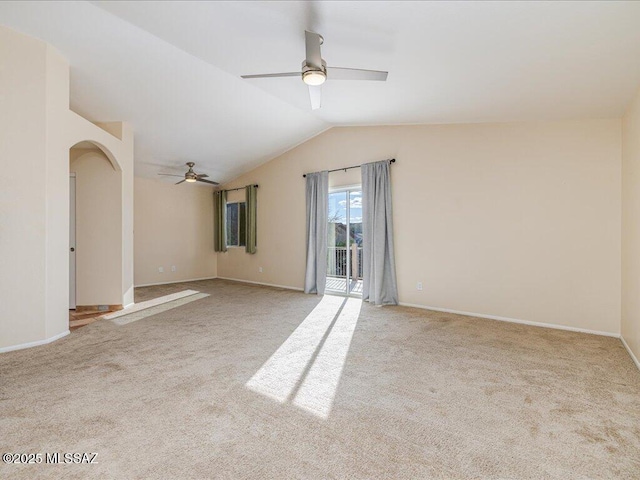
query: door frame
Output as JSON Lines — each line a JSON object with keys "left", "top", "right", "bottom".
{"left": 328, "top": 184, "right": 362, "bottom": 297}
{"left": 69, "top": 173, "right": 76, "bottom": 310}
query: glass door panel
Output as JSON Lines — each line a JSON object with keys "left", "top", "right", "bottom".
{"left": 327, "top": 188, "right": 362, "bottom": 296}
{"left": 349, "top": 190, "right": 363, "bottom": 295}
{"left": 327, "top": 191, "right": 348, "bottom": 294}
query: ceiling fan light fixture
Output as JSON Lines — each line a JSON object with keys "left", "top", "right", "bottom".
{"left": 240, "top": 31, "right": 388, "bottom": 110}
{"left": 159, "top": 162, "right": 219, "bottom": 186}
{"left": 185, "top": 170, "right": 197, "bottom": 182}
{"left": 303, "top": 70, "right": 326, "bottom": 86}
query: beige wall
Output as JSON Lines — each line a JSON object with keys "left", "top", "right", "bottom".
{"left": 0, "top": 27, "right": 48, "bottom": 347}
{"left": 70, "top": 149, "right": 123, "bottom": 305}
{"left": 218, "top": 121, "right": 622, "bottom": 334}
{"left": 622, "top": 86, "right": 640, "bottom": 364}
{"left": 0, "top": 26, "right": 134, "bottom": 351}
{"left": 134, "top": 177, "right": 217, "bottom": 286}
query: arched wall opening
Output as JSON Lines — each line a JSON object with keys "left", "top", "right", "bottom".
{"left": 69, "top": 141, "right": 123, "bottom": 310}
{"left": 0, "top": 25, "right": 135, "bottom": 352}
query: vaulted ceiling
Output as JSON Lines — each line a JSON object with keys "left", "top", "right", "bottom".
{"left": 2, "top": 1, "right": 640, "bottom": 183}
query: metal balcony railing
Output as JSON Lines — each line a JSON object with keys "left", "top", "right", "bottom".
{"left": 327, "top": 246, "right": 363, "bottom": 279}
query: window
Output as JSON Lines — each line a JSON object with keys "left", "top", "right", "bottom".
{"left": 226, "top": 202, "right": 246, "bottom": 247}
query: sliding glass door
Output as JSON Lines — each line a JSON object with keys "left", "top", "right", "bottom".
{"left": 327, "top": 188, "right": 363, "bottom": 296}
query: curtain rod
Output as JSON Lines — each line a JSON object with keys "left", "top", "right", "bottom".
{"left": 218, "top": 184, "right": 259, "bottom": 193}
{"left": 302, "top": 159, "right": 395, "bottom": 178}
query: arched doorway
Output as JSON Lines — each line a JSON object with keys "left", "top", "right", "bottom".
{"left": 69, "top": 141, "right": 123, "bottom": 328}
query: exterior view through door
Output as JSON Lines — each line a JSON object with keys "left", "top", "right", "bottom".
{"left": 327, "top": 188, "right": 363, "bottom": 295}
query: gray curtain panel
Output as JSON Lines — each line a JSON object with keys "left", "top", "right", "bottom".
{"left": 361, "top": 160, "right": 398, "bottom": 305}
{"left": 214, "top": 190, "right": 227, "bottom": 253}
{"left": 304, "top": 171, "right": 329, "bottom": 295}
{"left": 245, "top": 185, "right": 257, "bottom": 254}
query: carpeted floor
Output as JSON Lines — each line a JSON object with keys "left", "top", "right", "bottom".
{"left": 1, "top": 279, "right": 639, "bottom": 479}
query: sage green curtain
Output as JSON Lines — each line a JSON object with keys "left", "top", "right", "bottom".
{"left": 245, "top": 185, "right": 257, "bottom": 254}
{"left": 214, "top": 190, "right": 227, "bottom": 252}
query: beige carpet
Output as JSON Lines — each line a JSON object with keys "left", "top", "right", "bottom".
{"left": 1, "top": 279, "right": 639, "bottom": 479}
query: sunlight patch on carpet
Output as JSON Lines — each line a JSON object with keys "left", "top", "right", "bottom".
{"left": 246, "top": 294, "right": 361, "bottom": 419}
{"left": 103, "top": 290, "right": 201, "bottom": 320}
{"left": 109, "top": 293, "right": 210, "bottom": 325}
{"left": 292, "top": 297, "right": 361, "bottom": 418}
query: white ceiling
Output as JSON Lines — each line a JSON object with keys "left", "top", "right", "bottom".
{"left": 2, "top": 1, "right": 640, "bottom": 182}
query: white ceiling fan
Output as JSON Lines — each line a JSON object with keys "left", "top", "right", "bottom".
{"left": 241, "top": 31, "right": 388, "bottom": 110}
{"left": 158, "top": 162, "right": 219, "bottom": 185}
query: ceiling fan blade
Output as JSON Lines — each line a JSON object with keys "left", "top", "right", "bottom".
{"left": 196, "top": 173, "right": 209, "bottom": 178}
{"left": 326, "top": 67, "right": 388, "bottom": 81}
{"left": 309, "top": 85, "right": 322, "bottom": 110}
{"left": 241, "top": 72, "right": 300, "bottom": 79}
{"left": 196, "top": 178, "right": 219, "bottom": 185}
{"left": 305, "top": 31, "right": 323, "bottom": 69}
{"left": 158, "top": 173, "right": 184, "bottom": 177}
{"left": 175, "top": 179, "right": 186, "bottom": 185}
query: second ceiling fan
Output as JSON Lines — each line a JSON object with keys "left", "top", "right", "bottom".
{"left": 241, "top": 31, "right": 388, "bottom": 110}
{"left": 158, "top": 162, "right": 219, "bottom": 185}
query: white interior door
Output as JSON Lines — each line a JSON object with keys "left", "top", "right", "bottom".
{"left": 69, "top": 174, "right": 76, "bottom": 309}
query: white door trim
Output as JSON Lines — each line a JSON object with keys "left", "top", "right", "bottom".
{"left": 69, "top": 174, "right": 76, "bottom": 309}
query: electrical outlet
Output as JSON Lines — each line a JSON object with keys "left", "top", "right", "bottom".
{"left": 171, "top": 265, "right": 176, "bottom": 272}
{"left": 259, "top": 267, "right": 263, "bottom": 273}
{"left": 158, "top": 267, "right": 164, "bottom": 273}
{"left": 417, "top": 282, "right": 423, "bottom": 291}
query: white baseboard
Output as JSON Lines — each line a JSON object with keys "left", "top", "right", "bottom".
{"left": 216, "top": 276, "right": 304, "bottom": 292}
{"left": 0, "top": 329, "right": 70, "bottom": 354}
{"left": 398, "top": 302, "right": 620, "bottom": 338}
{"left": 620, "top": 335, "right": 640, "bottom": 371}
{"left": 134, "top": 276, "right": 218, "bottom": 288}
